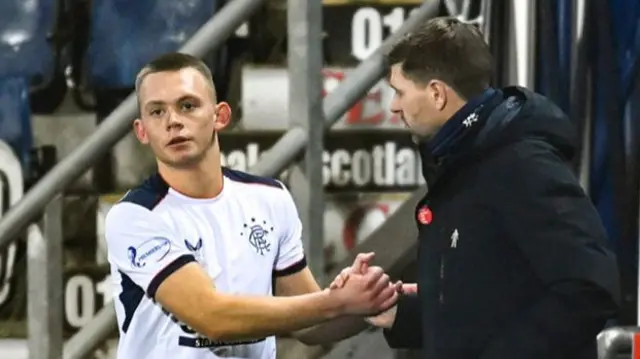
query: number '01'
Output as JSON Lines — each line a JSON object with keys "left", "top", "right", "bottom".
{"left": 351, "top": 7, "right": 414, "bottom": 61}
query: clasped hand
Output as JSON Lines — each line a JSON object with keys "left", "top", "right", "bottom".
{"left": 328, "top": 252, "right": 417, "bottom": 329}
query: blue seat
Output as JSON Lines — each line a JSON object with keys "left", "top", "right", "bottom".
{"left": 87, "top": 0, "right": 217, "bottom": 89}
{"left": 0, "top": 77, "right": 33, "bottom": 167}
{"left": 0, "top": 0, "right": 56, "bottom": 79}
{"left": 0, "top": 0, "right": 55, "bottom": 168}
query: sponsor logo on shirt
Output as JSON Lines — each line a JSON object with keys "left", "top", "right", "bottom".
{"left": 184, "top": 238, "right": 203, "bottom": 261}
{"left": 127, "top": 238, "right": 171, "bottom": 268}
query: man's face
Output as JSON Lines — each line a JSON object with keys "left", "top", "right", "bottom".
{"left": 133, "top": 68, "right": 230, "bottom": 168}
{"left": 388, "top": 63, "right": 449, "bottom": 140}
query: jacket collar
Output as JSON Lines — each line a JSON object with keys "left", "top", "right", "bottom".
{"left": 418, "top": 87, "right": 505, "bottom": 185}
{"left": 422, "top": 88, "right": 501, "bottom": 158}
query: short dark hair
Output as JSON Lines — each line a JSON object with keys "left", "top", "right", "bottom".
{"left": 388, "top": 17, "right": 492, "bottom": 99}
{"left": 135, "top": 52, "right": 215, "bottom": 100}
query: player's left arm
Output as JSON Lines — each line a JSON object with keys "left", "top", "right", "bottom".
{"left": 273, "top": 184, "right": 369, "bottom": 345}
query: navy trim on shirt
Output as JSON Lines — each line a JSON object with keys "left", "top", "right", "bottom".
{"left": 120, "top": 173, "right": 170, "bottom": 210}
{"left": 119, "top": 271, "right": 145, "bottom": 333}
{"left": 222, "top": 167, "right": 283, "bottom": 189}
{"left": 147, "top": 254, "right": 196, "bottom": 298}
{"left": 273, "top": 256, "right": 308, "bottom": 277}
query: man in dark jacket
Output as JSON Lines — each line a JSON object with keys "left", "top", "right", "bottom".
{"left": 332, "top": 17, "right": 620, "bottom": 359}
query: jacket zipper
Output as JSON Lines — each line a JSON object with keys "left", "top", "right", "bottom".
{"left": 439, "top": 255, "right": 445, "bottom": 305}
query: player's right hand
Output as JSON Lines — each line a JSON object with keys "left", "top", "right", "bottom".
{"left": 329, "top": 252, "right": 409, "bottom": 294}
{"left": 329, "top": 252, "right": 374, "bottom": 290}
{"left": 329, "top": 265, "right": 398, "bottom": 316}
{"left": 328, "top": 252, "right": 417, "bottom": 327}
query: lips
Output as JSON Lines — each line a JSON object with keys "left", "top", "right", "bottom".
{"left": 167, "top": 136, "right": 191, "bottom": 146}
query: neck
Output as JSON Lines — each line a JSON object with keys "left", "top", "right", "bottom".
{"left": 441, "top": 97, "right": 468, "bottom": 124}
{"left": 157, "top": 148, "right": 224, "bottom": 199}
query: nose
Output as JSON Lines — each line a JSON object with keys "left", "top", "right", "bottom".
{"left": 166, "top": 109, "right": 184, "bottom": 130}
{"left": 389, "top": 95, "right": 402, "bottom": 115}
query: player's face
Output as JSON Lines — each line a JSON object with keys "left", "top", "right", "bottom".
{"left": 133, "top": 68, "right": 231, "bottom": 168}
{"left": 388, "top": 64, "right": 450, "bottom": 141}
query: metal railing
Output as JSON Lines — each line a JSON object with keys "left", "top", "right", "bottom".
{"left": 0, "top": 0, "right": 441, "bottom": 358}
{"left": 598, "top": 326, "right": 639, "bottom": 359}
{"left": 286, "top": 0, "right": 325, "bottom": 280}
{"left": 27, "top": 198, "right": 63, "bottom": 359}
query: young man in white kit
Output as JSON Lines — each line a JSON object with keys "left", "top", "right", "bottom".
{"left": 104, "top": 52, "right": 399, "bottom": 359}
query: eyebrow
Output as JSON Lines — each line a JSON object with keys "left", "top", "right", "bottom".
{"left": 144, "top": 95, "right": 199, "bottom": 110}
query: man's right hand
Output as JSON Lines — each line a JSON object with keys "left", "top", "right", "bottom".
{"left": 365, "top": 282, "right": 417, "bottom": 328}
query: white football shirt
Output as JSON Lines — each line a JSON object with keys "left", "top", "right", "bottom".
{"left": 104, "top": 168, "right": 307, "bottom": 359}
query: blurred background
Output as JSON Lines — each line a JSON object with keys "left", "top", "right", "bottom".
{"left": 0, "top": 0, "right": 639, "bottom": 358}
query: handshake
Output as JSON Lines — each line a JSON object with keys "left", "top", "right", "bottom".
{"left": 326, "top": 252, "right": 417, "bottom": 329}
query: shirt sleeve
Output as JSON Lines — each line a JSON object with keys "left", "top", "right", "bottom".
{"left": 105, "top": 202, "right": 196, "bottom": 298}
{"left": 272, "top": 183, "right": 307, "bottom": 277}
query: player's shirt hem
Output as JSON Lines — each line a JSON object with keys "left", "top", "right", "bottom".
{"left": 148, "top": 254, "right": 197, "bottom": 298}
{"left": 273, "top": 256, "right": 307, "bottom": 277}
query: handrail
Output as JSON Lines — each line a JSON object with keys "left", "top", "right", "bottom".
{"left": 63, "top": 305, "right": 117, "bottom": 359}
{"left": 0, "top": 0, "right": 268, "bottom": 249}
{"left": 597, "top": 326, "right": 639, "bottom": 359}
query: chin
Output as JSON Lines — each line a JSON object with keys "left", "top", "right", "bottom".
{"left": 408, "top": 129, "right": 433, "bottom": 144}
{"left": 160, "top": 152, "right": 203, "bottom": 169}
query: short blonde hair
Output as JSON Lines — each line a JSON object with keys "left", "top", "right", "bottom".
{"left": 135, "top": 52, "right": 216, "bottom": 102}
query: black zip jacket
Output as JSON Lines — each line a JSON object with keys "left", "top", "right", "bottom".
{"left": 383, "top": 87, "right": 620, "bottom": 359}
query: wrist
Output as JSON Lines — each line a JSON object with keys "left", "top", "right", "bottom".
{"left": 320, "top": 288, "right": 346, "bottom": 319}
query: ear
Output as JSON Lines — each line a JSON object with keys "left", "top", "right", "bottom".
{"left": 428, "top": 80, "right": 448, "bottom": 111}
{"left": 214, "top": 102, "right": 232, "bottom": 131}
{"left": 133, "top": 118, "right": 149, "bottom": 144}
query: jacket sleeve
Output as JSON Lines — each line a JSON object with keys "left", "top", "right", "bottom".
{"left": 383, "top": 294, "right": 423, "bottom": 349}
{"left": 480, "top": 141, "right": 620, "bottom": 359}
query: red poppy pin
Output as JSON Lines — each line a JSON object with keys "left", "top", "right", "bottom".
{"left": 417, "top": 206, "right": 433, "bottom": 225}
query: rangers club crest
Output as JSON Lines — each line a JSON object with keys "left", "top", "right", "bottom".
{"left": 242, "top": 218, "right": 273, "bottom": 256}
